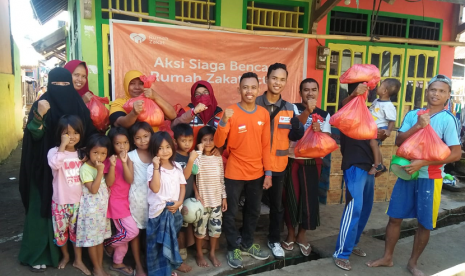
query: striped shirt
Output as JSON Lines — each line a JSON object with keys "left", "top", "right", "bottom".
{"left": 194, "top": 153, "right": 226, "bottom": 208}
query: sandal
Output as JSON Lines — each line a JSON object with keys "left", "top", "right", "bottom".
{"left": 109, "top": 265, "right": 134, "bottom": 276}
{"left": 29, "top": 265, "right": 45, "bottom": 273}
{"left": 333, "top": 257, "right": 351, "bottom": 271}
{"left": 352, "top": 247, "right": 367, "bottom": 257}
{"left": 296, "top": 242, "right": 311, "bottom": 256}
{"left": 281, "top": 241, "right": 294, "bottom": 251}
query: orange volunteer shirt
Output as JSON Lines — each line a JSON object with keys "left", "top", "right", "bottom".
{"left": 214, "top": 103, "right": 271, "bottom": 181}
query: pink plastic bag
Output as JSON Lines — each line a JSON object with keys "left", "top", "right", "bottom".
{"left": 396, "top": 109, "right": 451, "bottom": 161}
{"left": 339, "top": 64, "right": 381, "bottom": 89}
{"left": 123, "top": 96, "right": 164, "bottom": 127}
{"left": 294, "top": 114, "right": 339, "bottom": 158}
{"left": 329, "top": 91, "right": 378, "bottom": 140}
{"left": 85, "top": 96, "right": 110, "bottom": 132}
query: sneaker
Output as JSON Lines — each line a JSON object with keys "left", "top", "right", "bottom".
{"left": 268, "top": 241, "right": 285, "bottom": 259}
{"left": 226, "top": 249, "right": 243, "bottom": 269}
{"left": 240, "top": 244, "right": 270, "bottom": 260}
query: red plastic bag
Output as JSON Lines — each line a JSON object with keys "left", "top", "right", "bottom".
{"left": 329, "top": 91, "right": 378, "bottom": 140}
{"left": 396, "top": 109, "right": 451, "bottom": 161}
{"left": 86, "top": 96, "right": 110, "bottom": 132}
{"left": 140, "top": 75, "right": 156, "bottom": 88}
{"left": 294, "top": 114, "right": 339, "bottom": 158}
{"left": 340, "top": 64, "right": 381, "bottom": 89}
{"left": 158, "top": 104, "right": 182, "bottom": 138}
{"left": 123, "top": 96, "right": 164, "bottom": 127}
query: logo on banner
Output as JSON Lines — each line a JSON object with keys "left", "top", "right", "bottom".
{"left": 130, "top": 33, "right": 146, "bottom": 43}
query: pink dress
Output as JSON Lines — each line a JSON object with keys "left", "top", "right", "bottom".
{"left": 104, "top": 158, "right": 131, "bottom": 219}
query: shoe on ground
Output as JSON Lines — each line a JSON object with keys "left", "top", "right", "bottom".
{"left": 267, "top": 241, "right": 285, "bottom": 259}
{"left": 240, "top": 244, "right": 270, "bottom": 260}
{"left": 226, "top": 249, "right": 243, "bottom": 269}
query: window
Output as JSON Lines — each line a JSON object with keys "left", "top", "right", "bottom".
{"left": 101, "top": 0, "right": 149, "bottom": 22}
{"left": 329, "top": 11, "right": 368, "bottom": 36}
{"left": 371, "top": 16, "right": 406, "bottom": 38}
{"left": 175, "top": 0, "right": 216, "bottom": 24}
{"left": 246, "top": 1, "right": 307, "bottom": 33}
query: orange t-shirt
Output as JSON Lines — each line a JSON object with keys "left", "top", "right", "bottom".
{"left": 214, "top": 103, "right": 271, "bottom": 181}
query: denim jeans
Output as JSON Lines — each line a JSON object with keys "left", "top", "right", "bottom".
{"left": 223, "top": 176, "right": 264, "bottom": 251}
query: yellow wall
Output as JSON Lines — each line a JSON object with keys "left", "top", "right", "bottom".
{"left": 0, "top": 0, "right": 12, "bottom": 74}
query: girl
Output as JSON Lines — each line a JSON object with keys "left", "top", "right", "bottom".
{"left": 146, "top": 132, "right": 186, "bottom": 276}
{"left": 103, "top": 127, "right": 139, "bottom": 276}
{"left": 193, "top": 126, "right": 227, "bottom": 268}
{"left": 47, "top": 115, "right": 90, "bottom": 275}
{"left": 128, "top": 122, "right": 155, "bottom": 276}
{"left": 76, "top": 134, "right": 112, "bottom": 276}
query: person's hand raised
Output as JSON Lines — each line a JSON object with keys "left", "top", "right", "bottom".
{"left": 38, "top": 100, "right": 50, "bottom": 117}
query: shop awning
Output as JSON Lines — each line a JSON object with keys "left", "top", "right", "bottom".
{"left": 30, "top": 0, "right": 67, "bottom": 25}
{"left": 32, "top": 26, "right": 67, "bottom": 61}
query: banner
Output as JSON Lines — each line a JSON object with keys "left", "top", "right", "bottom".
{"left": 111, "top": 21, "right": 307, "bottom": 108}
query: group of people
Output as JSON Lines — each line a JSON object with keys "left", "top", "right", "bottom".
{"left": 18, "top": 59, "right": 460, "bottom": 276}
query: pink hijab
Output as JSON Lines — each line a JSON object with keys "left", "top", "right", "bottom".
{"left": 64, "top": 60, "right": 93, "bottom": 97}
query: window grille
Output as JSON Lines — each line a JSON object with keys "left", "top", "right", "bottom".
{"left": 408, "top": 20, "right": 440, "bottom": 41}
{"left": 246, "top": 1, "right": 305, "bottom": 33}
{"left": 329, "top": 11, "right": 368, "bottom": 36}
{"left": 101, "top": 0, "right": 149, "bottom": 22}
{"left": 175, "top": 0, "right": 216, "bottom": 24}
{"left": 371, "top": 16, "right": 406, "bottom": 38}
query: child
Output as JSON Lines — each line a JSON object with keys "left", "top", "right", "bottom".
{"left": 47, "top": 115, "right": 90, "bottom": 275}
{"left": 103, "top": 127, "right": 138, "bottom": 276}
{"left": 368, "top": 78, "right": 401, "bottom": 174}
{"left": 76, "top": 134, "right": 112, "bottom": 276}
{"left": 146, "top": 131, "right": 186, "bottom": 276}
{"left": 128, "top": 121, "right": 154, "bottom": 276}
{"left": 193, "top": 126, "right": 227, "bottom": 268}
{"left": 171, "top": 123, "right": 199, "bottom": 272}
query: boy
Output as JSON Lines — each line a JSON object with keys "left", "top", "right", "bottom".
{"left": 256, "top": 63, "right": 304, "bottom": 259}
{"left": 367, "top": 75, "right": 461, "bottom": 276}
{"left": 369, "top": 79, "right": 401, "bottom": 174}
{"left": 214, "top": 72, "right": 272, "bottom": 269}
{"left": 172, "top": 123, "right": 198, "bottom": 273}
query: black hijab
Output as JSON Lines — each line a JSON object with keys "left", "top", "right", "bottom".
{"left": 19, "top": 67, "right": 97, "bottom": 217}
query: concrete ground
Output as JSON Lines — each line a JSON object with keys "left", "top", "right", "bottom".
{"left": 1, "top": 144, "right": 465, "bottom": 276}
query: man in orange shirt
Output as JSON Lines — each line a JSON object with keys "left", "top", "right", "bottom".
{"left": 214, "top": 72, "right": 272, "bottom": 269}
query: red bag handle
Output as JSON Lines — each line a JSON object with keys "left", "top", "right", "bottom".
{"left": 140, "top": 75, "right": 157, "bottom": 88}
{"left": 94, "top": 96, "right": 109, "bottom": 105}
{"left": 311, "top": 113, "right": 324, "bottom": 123}
{"left": 417, "top": 109, "right": 429, "bottom": 115}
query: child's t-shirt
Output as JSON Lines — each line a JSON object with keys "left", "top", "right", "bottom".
{"left": 103, "top": 158, "right": 131, "bottom": 219}
{"left": 194, "top": 153, "right": 226, "bottom": 208}
{"left": 174, "top": 152, "right": 195, "bottom": 199}
{"left": 47, "top": 147, "right": 82, "bottom": 205}
{"left": 146, "top": 162, "right": 187, "bottom": 218}
{"left": 370, "top": 99, "right": 397, "bottom": 128}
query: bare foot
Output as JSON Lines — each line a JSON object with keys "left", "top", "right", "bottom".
{"left": 176, "top": 262, "right": 192, "bottom": 272}
{"left": 366, "top": 257, "right": 394, "bottom": 267}
{"left": 58, "top": 255, "right": 70, "bottom": 269}
{"left": 135, "top": 264, "right": 147, "bottom": 276}
{"left": 407, "top": 264, "right": 427, "bottom": 276}
{"left": 195, "top": 254, "right": 209, "bottom": 267}
{"left": 208, "top": 254, "right": 221, "bottom": 267}
{"left": 93, "top": 268, "right": 110, "bottom": 276}
{"left": 73, "top": 261, "right": 91, "bottom": 275}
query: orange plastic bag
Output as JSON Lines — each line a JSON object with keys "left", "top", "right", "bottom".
{"left": 158, "top": 104, "right": 183, "bottom": 138}
{"left": 123, "top": 96, "right": 164, "bottom": 127}
{"left": 294, "top": 114, "right": 339, "bottom": 158}
{"left": 339, "top": 64, "right": 381, "bottom": 89}
{"left": 396, "top": 109, "right": 451, "bottom": 161}
{"left": 329, "top": 91, "right": 378, "bottom": 140}
{"left": 86, "top": 96, "right": 110, "bottom": 132}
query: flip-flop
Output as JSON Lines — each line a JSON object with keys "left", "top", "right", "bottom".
{"left": 281, "top": 241, "right": 294, "bottom": 251}
{"left": 352, "top": 247, "right": 367, "bottom": 257}
{"left": 333, "top": 257, "right": 351, "bottom": 271}
{"left": 296, "top": 242, "right": 311, "bottom": 256}
{"left": 109, "top": 265, "right": 135, "bottom": 276}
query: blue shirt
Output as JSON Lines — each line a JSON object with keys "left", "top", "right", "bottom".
{"left": 397, "top": 109, "right": 460, "bottom": 179}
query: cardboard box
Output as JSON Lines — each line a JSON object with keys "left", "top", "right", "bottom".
{"left": 382, "top": 131, "right": 396, "bottom": 145}
{"left": 329, "top": 175, "right": 344, "bottom": 190}
{"left": 374, "top": 188, "right": 387, "bottom": 202}
{"left": 330, "top": 159, "right": 343, "bottom": 175}
{"left": 331, "top": 147, "right": 342, "bottom": 160}
{"left": 326, "top": 189, "right": 342, "bottom": 205}
{"left": 380, "top": 145, "right": 394, "bottom": 157}
{"left": 375, "top": 178, "right": 388, "bottom": 189}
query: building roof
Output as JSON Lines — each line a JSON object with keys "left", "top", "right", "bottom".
{"left": 30, "top": 0, "right": 67, "bottom": 25}
{"left": 32, "top": 26, "right": 67, "bottom": 61}
{"left": 456, "top": 47, "right": 465, "bottom": 60}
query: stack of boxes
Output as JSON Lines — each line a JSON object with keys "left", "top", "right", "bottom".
{"left": 323, "top": 131, "right": 399, "bottom": 205}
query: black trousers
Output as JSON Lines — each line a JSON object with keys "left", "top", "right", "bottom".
{"left": 223, "top": 176, "right": 264, "bottom": 251}
{"left": 267, "top": 174, "right": 285, "bottom": 243}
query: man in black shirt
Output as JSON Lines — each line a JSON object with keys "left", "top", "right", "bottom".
{"left": 333, "top": 82, "right": 375, "bottom": 271}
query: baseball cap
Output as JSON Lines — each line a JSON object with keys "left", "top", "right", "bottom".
{"left": 428, "top": 74, "right": 452, "bottom": 90}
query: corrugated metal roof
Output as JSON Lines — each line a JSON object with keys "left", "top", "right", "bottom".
{"left": 30, "top": 0, "right": 68, "bottom": 25}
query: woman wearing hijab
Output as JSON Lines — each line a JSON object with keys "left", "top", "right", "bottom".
{"left": 171, "top": 80, "right": 223, "bottom": 141}
{"left": 110, "top": 70, "right": 176, "bottom": 130}
{"left": 18, "top": 67, "right": 97, "bottom": 273}
{"left": 64, "top": 60, "right": 95, "bottom": 104}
